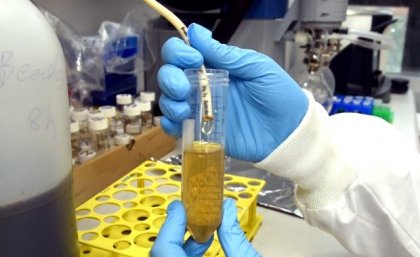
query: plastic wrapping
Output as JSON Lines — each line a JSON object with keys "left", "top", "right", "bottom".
{"left": 40, "top": 8, "right": 154, "bottom": 107}
{"left": 100, "top": 10, "right": 155, "bottom": 75}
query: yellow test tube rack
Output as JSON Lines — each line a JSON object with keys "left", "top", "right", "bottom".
{"left": 76, "top": 160, "right": 265, "bottom": 257}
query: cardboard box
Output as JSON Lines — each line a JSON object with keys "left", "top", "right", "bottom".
{"left": 73, "top": 126, "right": 176, "bottom": 206}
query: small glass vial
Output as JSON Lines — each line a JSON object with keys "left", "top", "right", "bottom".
{"left": 153, "top": 116, "right": 162, "bottom": 127}
{"left": 116, "top": 94, "right": 133, "bottom": 117}
{"left": 124, "top": 103, "right": 142, "bottom": 135}
{"left": 99, "top": 105, "right": 121, "bottom": 143}
{"left": 89, "top": 117, "right": 110, "bottom": 153}
{"left": 88, "top": 108, "right": 105, "bottom": 120}
{"left": 114, "top": 133, "right": 132, "bottom": 146}
{"left": 71, "top": 107, "right": 89, "bottom": 143}
{"left": 78, "top": 150, "right": 97, "bottom": 164}
{"left": 137, "top": 100, "right": 153, "bottom": 130}
{"left": 70, "top": 120, "right": 80, "bottom": 164}
{"left": 139, "top": 91, "right": 156, "bottom": 103}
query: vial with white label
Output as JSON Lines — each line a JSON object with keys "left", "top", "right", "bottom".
{"left": 89, "top": 117, "right": 110, "bottom": 153}
{"left": 124, "top": 103, "right": 142, "bottom": 135}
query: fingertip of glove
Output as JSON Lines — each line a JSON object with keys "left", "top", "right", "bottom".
{"left": 166, "top": 200, "right": 186, "bottom": 224}
{"left": 188, "top": 23, "right": 212, "bottom": 47}
{"left": 167, "top": 200, "right": 183, "bottom": 214}
{"left": 223, "top": 198, "right": 237, "bottom": 212}
{"left": 159, "top": 116, "right": 182, "bottom": 138}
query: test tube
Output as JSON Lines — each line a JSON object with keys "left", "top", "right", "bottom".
{"left": 182, "top": 68, "right": 229, "bottom": 243}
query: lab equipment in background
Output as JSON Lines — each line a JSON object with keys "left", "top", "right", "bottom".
{"left": 137, "top": 100, "right": 153, "bottom": 129}
{"left": 40, "top": 9, "right": 103, "bottom": 108}
{"left": 89, "top": 117, "right": 110, "bottom": 153}
{"left": 124, "top": 103, "right": 142, "bottom": 135}
{"left": 274, "top": 0, "right": 347, "bottom": 110}
{"left": 182, "top": 68, "right": 229, "bottom": 243}
{"left": 41, "top": 8, "right": 154, "bottom": 107}
{"left": 329, "top": 8, "right": 399, "bottom": 100}
{"left": 291, "top": 64, "right": 337, "bottom": 112}
{"left": 71, "top": 121, "right": 81, "bottom": 164}
{"left": 0, "top": 0, "right": 79, "bottom": 256}
{"left": 330, "top": 95, "right": 394, "bottom": 123}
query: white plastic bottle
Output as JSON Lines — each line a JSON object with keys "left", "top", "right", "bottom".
{"left": 0, "top": 0, "right": 79, "bottom": 256}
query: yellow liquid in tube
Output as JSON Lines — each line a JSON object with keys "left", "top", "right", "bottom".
{"left": 182, "top": 141, "right": 224, "bottom": 243}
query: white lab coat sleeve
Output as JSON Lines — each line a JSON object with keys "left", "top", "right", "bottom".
{"left": 254, "top": 93, "right": 420, "bottom": 257}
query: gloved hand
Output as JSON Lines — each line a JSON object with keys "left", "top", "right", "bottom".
{"left": 150, "top": 200, "right": 213, "bottom": 257}
{"left": 218, "top": 199, "right": 261, "bottom": 257}
{"left": 158, "top": 23, "right": 308, "bottom": 162}
{"left": 151, "top": 199, "right": 260, "bottom": 257}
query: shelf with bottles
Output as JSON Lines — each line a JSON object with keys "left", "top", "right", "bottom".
{"left": 70, "top": 92, "right": 157, "bottom": 165}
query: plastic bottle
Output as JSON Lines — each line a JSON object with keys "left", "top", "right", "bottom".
{"left": 89, "top": 117, "right": 110, "bottom": 153}
{"left": 0, "top": 1, "right": 79, "bottom": 256}
{"left": 137, "top": 100, "right": 153, "bottom": 129}
{"left": 124, "top": 103, "right": 142, "bottom": 135}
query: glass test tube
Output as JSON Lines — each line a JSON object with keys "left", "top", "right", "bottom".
{"left": 182, "top": 68, "right": 229, "bottom": 243}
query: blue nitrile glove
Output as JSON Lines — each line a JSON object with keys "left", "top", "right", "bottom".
{"left": 150, "top": 200, "right": 213, "bottom": 257}
{"left": 158, "top": 23, "right": 308, "bottom": 162}
{"left": 218, "top": 199, "right": 261, "bottom": 257}
{"left": 151, "top": 199, "right": 259, "bottom": 257}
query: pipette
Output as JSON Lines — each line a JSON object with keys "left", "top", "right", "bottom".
{"left": 143, "top": 0, "right": 214, "bottom": 134}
